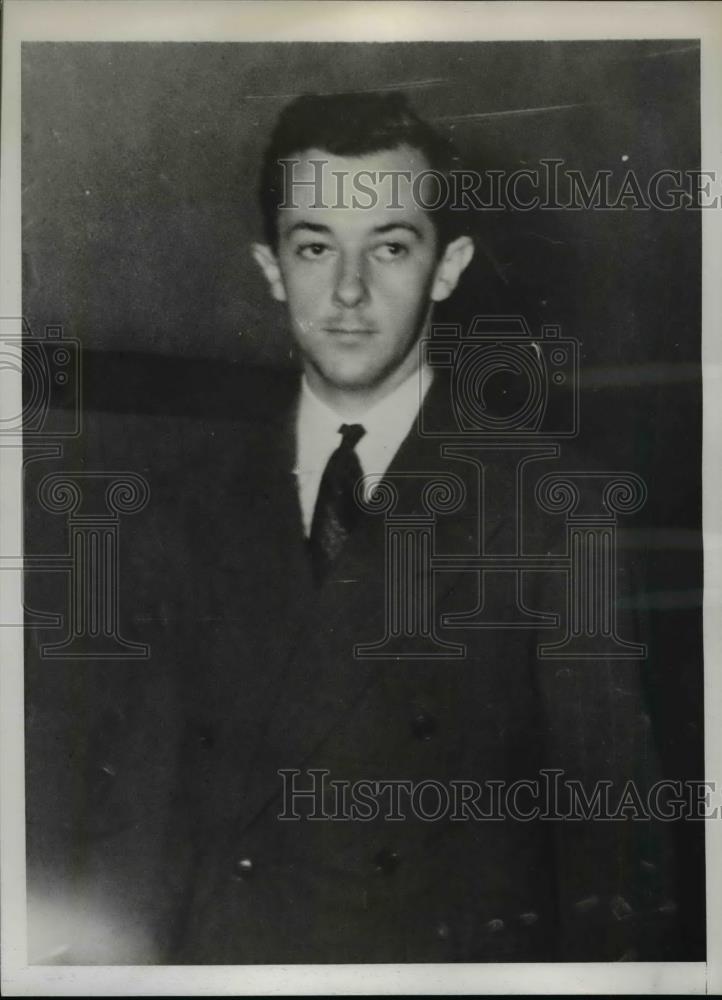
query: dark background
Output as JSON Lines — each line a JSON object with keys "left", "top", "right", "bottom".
{"left": 22, "top": 41, "right": 704, "bottom": 960}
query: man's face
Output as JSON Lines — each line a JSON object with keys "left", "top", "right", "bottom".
{"left": 253, "top": 144, "right": 473, "bottom": 404}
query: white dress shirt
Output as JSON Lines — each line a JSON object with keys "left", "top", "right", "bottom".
{"left": 294, "top": 365, "right": 434, "bottom": 536}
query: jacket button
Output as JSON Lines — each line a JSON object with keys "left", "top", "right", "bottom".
{"left": 610, "top": 895, "right": 633, "bottom": 921}
{"left": 233, "top": 857, "right": 254, "bottom": 879}
{"left": 485, "top": 918, "right": 505, "bottom": 933}
{"left": 92, "top": 762, "right": 117, "bottom": 793}
{"left": 374, "top": 849, "right": 401, "bottom": 875}
{"left": 198, "top": 727, "right": 215, "bottom": 749}
{"left": 518, "top": 911, "right": 538, "bottom": 926}
{"left": 436, "top": 922, "right": 451, "bottom": 940}
{"left": 411, "top": 712, "right": 437, "bottom": 740}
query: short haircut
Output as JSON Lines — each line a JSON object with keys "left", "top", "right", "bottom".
{"left": 258, "top": 91, "right": 469, "bottom": 251}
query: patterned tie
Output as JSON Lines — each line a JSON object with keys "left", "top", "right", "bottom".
{"left": 309, "top": 423, "right": 366, "bottom": 585}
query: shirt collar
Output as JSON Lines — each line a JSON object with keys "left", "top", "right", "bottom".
{"left": 295, "top": 363, "right": 434, "bottom": 473}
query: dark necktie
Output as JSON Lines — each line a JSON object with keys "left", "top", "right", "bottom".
{"left": 309, "top": 423, "right": 366, "bottom": 585}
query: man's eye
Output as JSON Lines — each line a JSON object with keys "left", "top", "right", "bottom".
{"left": 372, "top": 242, "right": 409, "bottom": 261}
{"left": 297, "top": 243, "right": 332, "bottom": 260}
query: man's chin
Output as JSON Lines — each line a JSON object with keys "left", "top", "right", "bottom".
{"left": 305, "top": 346, "right": 421, "bottom": 398}
{"left": 324, "top": 378, "right": 381, "bottom": 396}
{"left": 315, "top": 362, "right": 386, "bottom": 394}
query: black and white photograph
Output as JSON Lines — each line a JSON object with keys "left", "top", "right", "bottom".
{"left": 1, "top": 1, "right": 720, "bottom": 995}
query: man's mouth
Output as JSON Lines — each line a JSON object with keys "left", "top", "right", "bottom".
{"left": 324, "top": 326, "right": 374, "bottom": 336}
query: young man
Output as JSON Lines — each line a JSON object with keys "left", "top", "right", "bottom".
{"left": 160, "top": 93, "right": 675, "bottom": 963}
{"left": 251, "top": 93, "right": 474, "bottom": 581}
{"left": 28, "top": 91, "right": 671, "bottom": 965}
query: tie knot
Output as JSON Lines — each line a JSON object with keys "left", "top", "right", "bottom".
{"left": 338, "top": 423, "right": 366, "bottom": 450}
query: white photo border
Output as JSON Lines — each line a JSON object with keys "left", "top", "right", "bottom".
{"left": 2, "top": 1, "right": 720, "bottom": 995}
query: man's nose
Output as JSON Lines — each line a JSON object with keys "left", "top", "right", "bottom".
{"left": 332, "top": 256, "right": 368, "bottom": 308}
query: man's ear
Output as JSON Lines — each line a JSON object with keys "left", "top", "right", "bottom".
{"left": 430, "top": 235, "right": 475, "bottom": 303}
{"left": 251, "top": 243, "right": 287, "bottom": 302}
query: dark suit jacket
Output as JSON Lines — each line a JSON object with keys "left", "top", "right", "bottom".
{"left": 156, "top": 371, "right": 675, "bottom": 963}
{"left": 25, "top": 368, "right": 677, "bottom": 964}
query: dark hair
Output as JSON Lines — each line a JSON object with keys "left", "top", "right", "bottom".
{"left": 258, "top": 91, "right": 468, "bottom": 250}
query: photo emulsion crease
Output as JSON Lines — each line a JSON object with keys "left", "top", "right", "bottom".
{"left": 16, "top": 37, "right": 704, "bottom": 971}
